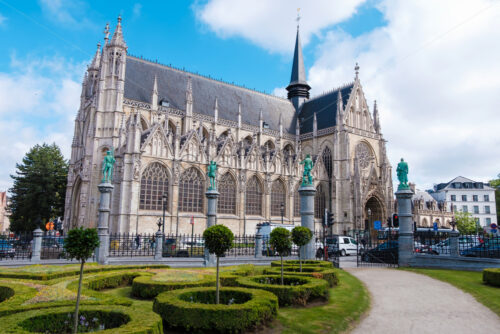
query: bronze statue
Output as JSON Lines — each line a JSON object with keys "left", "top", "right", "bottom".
{"left": 207, "top": 160, "right": 217, "bottom": 190}
{"left": 396, "top": 158, "right": 409, "bottom": 190}
{"left": 101, "top": 148, "right": 116, "bottom": 183}
{"left": 300, "top": 154, "right": 314, "bottom": 186}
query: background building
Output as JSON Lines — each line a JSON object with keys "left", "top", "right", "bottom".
{"left": 0, "top": 192, "right": 11, "bottom": 232}
{"left": 64, "top": 18, "right": 393, "bottom": 236}
{"left": 429, "top": 176, "right": 497, "bottom": 229}
{"left": 408, "top": 183, "right": 453, "bottom": 228}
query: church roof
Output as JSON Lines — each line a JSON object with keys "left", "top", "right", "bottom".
{"left": 124, "top": 56, "right": 297, "bottom": 134}
{"left": 299, "top": 84, "right": 353, "bottom": 134}
{"left": 289, "top": 29, "right": 307, "bottom": 86}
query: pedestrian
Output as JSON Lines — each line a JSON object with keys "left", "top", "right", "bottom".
{"left": 135, "top": 234, "right": 141, "bottom": 250}
{"left": 150, "top": 236, "right": 156, "bottom": 250}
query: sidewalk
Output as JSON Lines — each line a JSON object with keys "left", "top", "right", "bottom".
{"left": 348, "top": 268, "right": 500, "bottom": 334}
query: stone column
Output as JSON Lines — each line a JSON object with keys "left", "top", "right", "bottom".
{"left": 154, "top": 230, "right": 163, "bottom": 260}
{"left": 396, "top": 188, "right": 414, "bottom": 267}
{"left": 449, "top": 230, "right": 459, "bottom": 257}
{"left": 96, "top": 183, "right": 113, "bottom": 265}
{"left": 255, "top": 233, "right": 263, "bottom": 258}
{"left": 204, "top": 189, "right": 219, "bottom": 266}
{"left": 299, "top": 185, "right": 316, "bottom": 259}
{"left": 31, "top": 228, "right": 43, "bottom": 263}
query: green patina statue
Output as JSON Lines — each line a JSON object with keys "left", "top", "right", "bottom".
{"left": 101, "top": 148, "right": 116, "bottom": 183}
{"left": 300, "top": 154, "right": 314, "bottom": 186}
{"left": 396, "top": 158, "right": 409, "bottom": 190}
{"left": 208, "top": 160, "right": 217, "bottom": 190}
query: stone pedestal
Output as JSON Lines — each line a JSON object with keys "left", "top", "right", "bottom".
{"left": 299, "top": 185, "right": 316, "bottom": 260}
{"left": 31, "top": 228, "right": 43, "bottom": 263}
{"left": 154, "top": 230, "right": 163, "bottom": 260}
{"left": 204, "top": 189, "right": 219, "bottom": 266}
{"left": 449, "top": 230, "right": 459, "bottom": 257}
{"left": 96, "top": 183, "right": 113, "bottom": 265}
{"left": 396, "top": 188, "right": 414, "bottom": 267}
{"left": 255, "top": 234, "right": 263, "bottom": 258}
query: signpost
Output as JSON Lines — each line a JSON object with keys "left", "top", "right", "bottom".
{"left": 433, "top": 222, "right": 438, "bottom": 232}
{"left": 374, "top": 220, "right": 381, "bottom": 231}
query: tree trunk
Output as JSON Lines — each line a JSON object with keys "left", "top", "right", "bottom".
{"left": 280, "top": 255, "right": 284, "bottom": 285}
{"left": 73, "top": 261, "right": 85, "bottom": 334}
{"left": 299, "top": 246, "right": 302, "bottom": 272}
{"left": 216, "top": 256, "right": 220, "bottom": 304}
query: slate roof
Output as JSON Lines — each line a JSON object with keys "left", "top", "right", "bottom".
{"left": 289, "top": 29, "right": 307, "bottom": 86}
{"left": 434, "top": 176, "right": 493, "bottom": 191}
{"left": 298, "top": 84, "right": 354, "bottom": 134}
{"left": 124, "top": 56, "right": 297, "bottom": 134}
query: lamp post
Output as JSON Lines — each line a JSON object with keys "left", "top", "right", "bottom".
{"left": 367, "top": 208, "right": 372, "bottom": 247}
{"left": 157, "top": 218, "right": 162, "bottom": 232}
{"left": 162, "top": 194, "right": 167, "bottom": 236}
{"left": 280, "top": 202, "right": 285, "bottom": 225}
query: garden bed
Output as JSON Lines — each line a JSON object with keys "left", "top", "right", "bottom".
{"left": 132, "top": 274, "right": 215, "bottom": 299}
{"left": 236, "top": 274, "right": 329, "bottom": 306}
{"left": 270, "top": 260, "right": 333, "bottom": 269}
{"left": 153, "top": 287, "right": 277, "bottom": 333}
{"left": 263, "top": 267, "right": 339, "bottom": 287}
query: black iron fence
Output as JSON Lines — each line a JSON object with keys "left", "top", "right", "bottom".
{"left": 414, "top": 230, "right": 451, "bottom": 255}
{"left": 356, "top": 233, "right": 398, "bottom": 267}
{"left": 41, "top": 232, "right": 65, "bottom": 259}
{"left": 225, "top": 235, "right": 255, "bottom": 257}
{"left": 109, "top": 233, "right": 157, "bottom": 257}
{"left": 0, "top": 232, "right": 33, "bottom": 261}
{"left": 459, "top": 234, "right": 500, "bottom": 258}
{"left": 162, "top": 233, "right": 204, "bottom": 258}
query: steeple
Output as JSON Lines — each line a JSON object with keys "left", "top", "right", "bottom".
{"left": 286, "top": 22, "right": 311, "bottom": 111}
{"left": 110, "top": 15, "right": 127, "bottom": 48}
{"left": 88, "top": 43, "right": 101, "bottom": 71}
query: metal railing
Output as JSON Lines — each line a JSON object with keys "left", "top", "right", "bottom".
{"left": 41, "top": 232, "right": 65, "bottom": 259}
{"left": 109, "top": 233, "right": 157, "bottom": 257}
{"left": 225, "top": 235, "right": 255, "bottom": 257}
{"left": 458, "top": 234, "right": 500, "bottom": 258}
{"left": 0, "top": 232, "right": 32, "bottom": 261}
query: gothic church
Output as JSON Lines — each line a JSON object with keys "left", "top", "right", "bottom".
{"left": 65, "top": 17, "right": 394, "bottom": 236}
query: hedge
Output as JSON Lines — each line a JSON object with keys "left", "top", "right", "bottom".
{"left": 0, "top": 305, "right": 163, "bottom": 334}
{"left": 270, "top": 260, "right": 333, "bottom": 269}
{"left": 263, "top": 267, "right": 339, "bottom": 287}
{"left": 0, "top": 264, "right": 169, "bottom": 281}
{"left": 153, "top": 287, "right": 278, "bottom": 333}
{"left": 219, "top": 265, "right": 262, "bottom": 287}
{"left": 0, "top": 283, "right": 39, "bottom": 317}
{"left": 0, "top": 285, "right": 15, "bottom": 303}
{"left": 483, "top": 268, "right": 500, "bottom": 287}
{"left": 132, "top": 274, "right": 215, "bottom": 299}
{"left": 236, "top": 274, "right": 329, "bottom": 306}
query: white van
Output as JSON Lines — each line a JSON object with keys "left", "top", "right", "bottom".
{"left": 327, "top": 236, "right": 359, "bottom": 256}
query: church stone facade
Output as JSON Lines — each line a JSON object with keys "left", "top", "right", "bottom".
{"left": 64, "top": 18, "right": 393, "bottom": 236}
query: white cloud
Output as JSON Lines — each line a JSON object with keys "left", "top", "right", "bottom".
{"left": 0, "top": 55, "right": 85, "bottom": 191}
{"left": 0, "top": 13, "right": 7, "bottom": 26}
{"left": 38, "top": 0, "right": 94, "bottom": 28}
{"left": 194, "top": 0, "right": 366, "bottom": 53}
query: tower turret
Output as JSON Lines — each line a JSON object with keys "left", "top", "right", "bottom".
{"left": 286, "top": 25, "right": 310, "bottom": 111}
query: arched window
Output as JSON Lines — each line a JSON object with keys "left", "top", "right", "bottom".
{"left": 245, "top": 176, "right": 262, "bottom": 216}
{"left": 322, "top": 147, "right": 332, "bottom": 178}
{"left": 271, "top": 180, "right": 286, "bottom": 216}
{"left": 294, "top": 186, "right": 300, "bottom": 217}
{"left": 140, "top": 163, "right": 169, "bottom": 210}
{"left": 315, "top": 184, "right": 326, "bottom": 219}
{"left": 218, "top": 173, "right": 236, "bottom": 214}
{"left": 179, "top": 168, "right": 204, "bottom": 213}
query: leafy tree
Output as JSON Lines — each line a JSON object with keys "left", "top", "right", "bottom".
{"left": 489, "top": 174, "right": 500, "bottom": 225}
{"left": 203, "top": 225, "right": 234, "bottom": 304}
{"left": 270, "top": 227, "right": 292, "bottom": 285}
{"left": 9, "top": 143, "right": 68, "bottom": 233}
{"left": 455, "top": 211, "right": 478, "bottom": 235}
{"left": 64, "top": 227, "right": 100, "bottom": 334}
{"left": 291, "top": 226, "right": 312, "bottom": 272}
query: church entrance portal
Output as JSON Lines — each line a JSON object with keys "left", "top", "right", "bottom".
{"left": 364, "top": 196, "right": 384, "bottom": 240}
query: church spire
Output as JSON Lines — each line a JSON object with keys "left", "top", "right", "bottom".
{"left": 110, "top": 15, "right": 127, "bottom": 48}
{"left": 88, "top": 43, "right": 101, "bottom": 71}
{"left": 151, "top": 75, "right": 158, "bottom": 111}
{"left": 373, "top": 100, "right": 381, "bottom": 134}
{"left": 286, "top": 16, "right": 311, "bottom": 112}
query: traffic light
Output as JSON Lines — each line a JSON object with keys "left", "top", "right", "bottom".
{"left": 392, "top": 213, "right": 399, "bottom": 228}
{"left": 327, "top": 212, "right": 334, "bottom": 227}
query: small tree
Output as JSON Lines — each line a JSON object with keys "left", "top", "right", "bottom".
{"left": 291, "top": 226, "right": 313, "bottom": 272}
{"left": 270, "top": 227, "right": 292, "bottom": 285}
{"left": 203, "top": 225, "right": 234, "bottom": 304}
{"left": 64, "top": 227, "right": 100, "bottom": 334}
{"left": 455, "top": 211, "right": 478, "bottom": 235}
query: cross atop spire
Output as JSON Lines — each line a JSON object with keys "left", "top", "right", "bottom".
{"left": 296, "top": 8, "right": 301, "bottom": 30}
{"left": 355, "top": 62, "right": 360, "bottom": 79}
{"left": 103, "top": 23, "right": 110, "bottom": 44}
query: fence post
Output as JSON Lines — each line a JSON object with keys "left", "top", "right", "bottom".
{"left": 32, "top": 228, "right": 43, "bottom": 263}
{"left": 155, "top": 231, "right": 163, "bottom": 260}
{"left": 255, "top": 234, "right": 263, "bottom": 258}
{"left": 396, "top": 188, "right": 414, "bottom": 267}
{"left": 299, "top": 185, "right": 316, "bottom": 259}
{"left": 449, "top": 230, "right": 459, "bottom": 257}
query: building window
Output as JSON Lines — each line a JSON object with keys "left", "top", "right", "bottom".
{"left": 139, "top": 162, "right": 169, "bottom": 211}
{"left": 486, "top": 217, "right": 491, "bottom": 225}
{"left": 218, "top": 173, "right": 236, "bottom": 215}
{"left": 246, "top": 176, "right": 262, "bottom": 216}
{"left": 179, "top": 167, "right": 204, "bottom": 213}
{"left": 473, "top": 195, "right": 478, "bottom": 202}
{"left": 473, "top": 205, "right": 479, "bottom": 214}
{"left": 450, "top": 195, "right": 456, "bottom": 202}
{"left": 271, "top": 180, "right": 286, "bottom": 217}
{"left": 294, "top": 187, "right": 300, "bottom": 217}
{"left": 484, "top": 195, "right": 490, "bottom": 202}
{"left": 452, "top": 205, "right": 457, "bottom": 212}
{"left": 462, "top": 195, "right": 467, "bottom": 201}
{"left": 322, "top": 147, "right": 333, "bottom": 178}
{"left": 485, "top": 206, "right": 491, "bottom": 214}
{"left": 462, "top": 205, "right": 468, "bottom": 212}
{"left": 315, "top": 184, "right": 326, "bottom": 219}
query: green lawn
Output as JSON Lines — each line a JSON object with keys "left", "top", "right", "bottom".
{"left": 404, "top": 268, "right": 500, "bottom": 317}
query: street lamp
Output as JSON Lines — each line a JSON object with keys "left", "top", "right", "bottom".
{"left": 367, "top": 208, "right": 372, "bottom": 247}
{"left": 157, "top": 218, "right": 162, "bottom": 232}
{"left": 280, "top": 202, "right": 285, "bottom": 225}
{"left": 162, "top": 194, "right": 167, "bottom": 236}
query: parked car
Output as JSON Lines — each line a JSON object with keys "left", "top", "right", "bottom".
{"left": 361, "top": 240, "right": 398, "bottom": 263}
{"left": 429, "top": 236, "right": 479, "bottom": 255}
{"left": 327, "top": 236, "right": 360, "bottom": 256}
{"left": 0, "top": 240, "right": 15, "bottom": 259}
{"left": 460, "top": 238, "right": 500, "bottom": 258}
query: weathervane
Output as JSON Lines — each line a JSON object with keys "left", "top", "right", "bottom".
{"left": 296, "top": 8, "right": 301, "bottom": 29}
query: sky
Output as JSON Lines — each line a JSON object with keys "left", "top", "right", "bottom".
{"left": 0, "top": 0, "right": 499, "bottom": 192}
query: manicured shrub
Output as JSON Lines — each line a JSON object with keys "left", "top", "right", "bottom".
{"left": 264, "top": 267, "right": 339, "bottom": 287}
{"left": 0, "top": 286, "right": 15, "bottom": 303}
{"left": 483, "top": 268, "right": 500, "bottom": 287}
{"left": 270, "top": 260, "right": 333, "bottom": 269}
{"left": 236, "top": 274, "right": 329, "bottom": 306}
{"left": 291, "top": 226, "right": 313, "bottom": 272}
{"left": 132, "top": 275, "right": 216, "bottom": 299}
{"left": 153, "top": 287, "right": 278, "bottom": 333}
{"left": 269, "top": 227, "right": 292, "bottom": 285}
{"left": 0, "top": 305, "right": 162, "bottom": 334}
{"left": 86, "top": 272, "right": 144, "bottom": 291}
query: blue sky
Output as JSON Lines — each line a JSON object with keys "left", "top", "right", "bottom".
{"left": 0, "top": 0, "right": 499, "bottom": 191}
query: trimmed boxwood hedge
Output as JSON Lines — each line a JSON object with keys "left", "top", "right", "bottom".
{"left": 236, "top": 274, "right": 329, "bottom": 306}
{"left": 483, "top": 268, "right": 500, "bottom": 287}
{"left": 0, "top": 305, "right": 163, "bottom": 334}
{"left": 132, "top": 274, "right": 215, "bottom": 299}
{"left": 153, "top": 287, "right": 278, "bottom": 333}
{"left": 270, "top": 260, "right": 333, "bottom": 269}
{"left": 0, "top": 285, "right": 15, "bottom": 303}
{"left": 263, "top": 267, "right": 339, "bottom": 287}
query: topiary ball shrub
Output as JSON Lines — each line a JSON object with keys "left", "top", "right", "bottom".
{"left": 270, "top": 260, "right": 333, "bottom": 268}
{"left": 153, "top": 287, "right": 278, "bottom": 333}
{"left": 132, "top": 275, "right": 216, "bottom": 299}
{"left": 0, "top": 286, "right": 15, "bottom": 303}
{"left": 483, "top": 268, "right": 500, "bottom": 287}
{"left": 236, "top": 274, "right": 329, "bottom": 306}
{"left": 263, "top": 267, "right": 339, "bottom": 287}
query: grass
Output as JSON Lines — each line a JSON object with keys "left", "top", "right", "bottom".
{"left": 276, "top": 270, "right": 370, "bottom": 334}
{"left": 404, "top": 268, "right": 500, "bottom": 317}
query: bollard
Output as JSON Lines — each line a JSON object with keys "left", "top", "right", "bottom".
{"left": 31, "top": 228, "right": 43, "bottom": 263}
{"left": 449, "top": 230, "right": 459, "bottom": 257}
{"left": 154, "top": 230, "right": 163, "bottom": 260}
{"left": 255, "top": 234, "right": 263, "bottom": 258}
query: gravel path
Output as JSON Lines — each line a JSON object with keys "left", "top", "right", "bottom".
{"left": 347, "top": 268, "right": 500, "bottom": 334}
